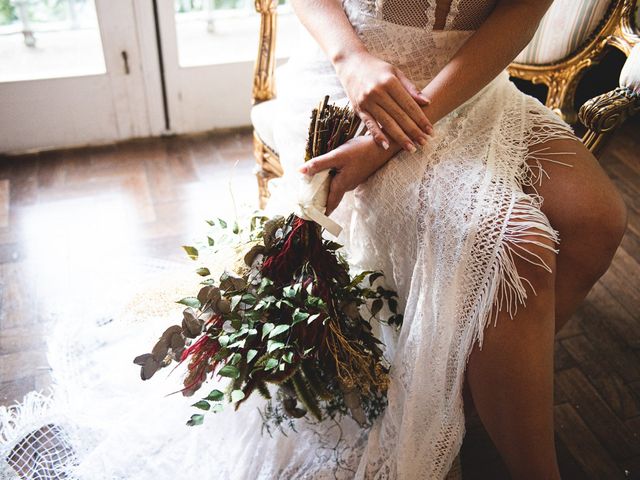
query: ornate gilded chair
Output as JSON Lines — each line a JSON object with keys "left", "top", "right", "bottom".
{"left": 251, "top": 0, "right": 640, "bottom": 208}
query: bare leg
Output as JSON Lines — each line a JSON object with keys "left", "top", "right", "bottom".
{"left": 466, "top": 231, "right": 561, "bottom": 480}
{"left": 523, "top": 138, "right": 627, "bottom": 333}
{"left": 462, "top": 137, "right": 627, "bottom": 478}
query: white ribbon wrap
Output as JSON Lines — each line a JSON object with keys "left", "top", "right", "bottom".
{"left": 294, "top": 169, "right": 343, "bottom": 238}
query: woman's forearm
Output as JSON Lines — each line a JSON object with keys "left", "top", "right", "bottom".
{"left": 290, "top": 0, "right": 368, "bottom": 65}
{"left": 421, "top": 0, "right": 553, "bottom": 124}
{"left": 367, "top": 0, "right": 552, "bottom": 159}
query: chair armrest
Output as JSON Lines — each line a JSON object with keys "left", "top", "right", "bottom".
{"left": 578, "top": 87, "right": 639, "bottom": 133}
{"left": 252, "top": 0, "right": 278, "bottom": 104}
{"left": 579, "top": 43, "right": 640, "bottom": 134}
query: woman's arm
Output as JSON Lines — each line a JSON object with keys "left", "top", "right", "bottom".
{"left": 299, "top": 0, "right": 554, "bottom": 213}
{"left": 289, "top": 0, "right": 365, "bottom": 65}
{"left": 290, "top": 0, "right": 433, "bottom": 152}
{"left": 420, "top": 0, "right": 553, "bottom": 124}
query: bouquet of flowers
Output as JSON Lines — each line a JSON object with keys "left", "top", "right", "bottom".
{"left": 133, "top": 97, "right": 402, "bottom": 432}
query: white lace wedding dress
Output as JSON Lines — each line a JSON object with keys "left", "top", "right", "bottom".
{"left": 1, "top": 1, "right": 576, "bottom": 479}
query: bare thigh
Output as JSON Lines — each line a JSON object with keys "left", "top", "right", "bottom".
{"left": 523, "top": 136, "right": 628, "bottom": 329}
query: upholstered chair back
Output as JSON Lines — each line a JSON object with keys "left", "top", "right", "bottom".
{"left": 516, "top": 0, "right": 614, "bottom": 65}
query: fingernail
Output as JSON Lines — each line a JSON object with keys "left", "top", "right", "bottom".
{"left": 417, "top": 136, "right": 428, "bottom": 146}
{"left": 299, "top": 166, "right": 308, "bottom": 174}
{"left": 427, "top": 126, "right": 434, "bottom": 136}
{"left": 381, "top": 140, "right": 390, "bottom": 150}
{"left": 419, "top": 93, "right": 431, "bottom": 104}
{"left": 405, "top": 142, "right": 417, "bottom": 153}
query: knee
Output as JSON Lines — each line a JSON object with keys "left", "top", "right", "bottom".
{"left": 562, "top": 185, "right": 627, "bottom": 281}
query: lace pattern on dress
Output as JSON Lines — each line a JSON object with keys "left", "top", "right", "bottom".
{"left": 348, "top": 0, "right": 498, "bottom": 31}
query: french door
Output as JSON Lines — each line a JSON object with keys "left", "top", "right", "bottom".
{"left": 0, "top": 0, "right": 166, "bottom": 154}
{"left": 0, "top": 0, "right": 297, "bottom": 154}
{"left": 155, "top": 0, "right": 297, "bottom": 134}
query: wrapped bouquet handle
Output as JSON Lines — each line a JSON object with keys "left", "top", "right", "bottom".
{"left": 295, "top": 170, "right": 342, "bottom": 237}
{"left": 294, "top": 96, "right": 365, "bottom": 237}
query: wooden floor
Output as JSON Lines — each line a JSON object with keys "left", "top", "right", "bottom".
{"left": 0, "top": 119, "right": 638, "bottom": 479}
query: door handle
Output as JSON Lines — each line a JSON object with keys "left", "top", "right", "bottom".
{"left": 121, "top": 50, "right": 130, "bottom": 75}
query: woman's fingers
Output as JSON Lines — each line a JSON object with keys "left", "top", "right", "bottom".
{"left": 387, "top": 74, "right": 433, "bottom": 135}
{"left": 367, "top": 103, "right": 418, "bottom": 152}
{"left": 379, "top": 94, "right": 431, "bottom": 146}
{"left": 359, "top": 110, "right": 390, "bottom": 150}
{"left": 298, "top": 151, "right": 341, "bottom": 175}
{"left": 395, "top": 68, "right": 431, "bottom": 108}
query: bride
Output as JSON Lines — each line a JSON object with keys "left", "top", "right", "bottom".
{"left": 257, "top": 0, "right": 628, "bottom": 477}
{"left": 0, "top": 1, "right": 627, "bottom": 479}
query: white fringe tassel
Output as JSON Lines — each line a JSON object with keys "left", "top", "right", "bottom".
{"left": 471, "top": 107, "right": 576, "bottom": 352}
{"left": 0, "top": 390, "right": 58, "bottom": 479}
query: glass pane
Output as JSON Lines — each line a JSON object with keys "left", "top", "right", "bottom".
{"left": 0, "top": 0, "right": 106, "bottom": 82}
{"left": 174, "top": 0, "right": 299, "bottom": 67}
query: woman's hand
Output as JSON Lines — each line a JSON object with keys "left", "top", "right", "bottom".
{"left": 299, "top": 135, "right": 396, "bottom": 215}
{"left": 334, "top": 50, "right": 434, "bottom": 152}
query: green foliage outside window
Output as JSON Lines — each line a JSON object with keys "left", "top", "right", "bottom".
{"left": 0, "top": 0, "right": 17, "bottom": 25}
{"left": 0, "top": 0, "right": 83, "bottom": 26}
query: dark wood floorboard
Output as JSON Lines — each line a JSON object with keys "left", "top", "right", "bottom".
{"left": 0, "top": 118, "right": 638, "bottom": 479}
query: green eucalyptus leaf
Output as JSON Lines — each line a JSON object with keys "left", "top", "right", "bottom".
{"left": 186, "top": 414, "right": 204, "bottom": 426}
{"left": 192, "top": 400, "right": 211, "bottom": 411}
{"left": 268, "top": 324, "right": 290, "bottom": 338}
{"left": 231, "top": 389, "right": 245, "bottom": 402}
{"left": 182, "top": 246, "right": 199, "bottom": 260}
{"left": 371, "top": 298, "right": 383, "bottom": 317}
{"left": 264, "top": 358, "right": 278, "bottom": 370}
{"left": 246, "top": 349, "right": 258, "bottom": 363}
{"left": 196, "top": 267, "right": 211, "bottom": 277}
{"left": 368, "top": 272, "right": 384, "bottom": 285}
{"left": 389, "top": 297, "right": 398, "bottom": 313}
{"left": 218, "top": 364, "right": 239, "bottom": 378}
{"left": 177, "top": 297, "right": 201, "bottom": 308}
{"left": 230, "top": 295, "right": 243, "bottom": 312}
{"left": 267, "top": 340, "right": 285, "bottom": 353}
{"left": 241, "top": 293, "right": 257, "bottom": 305}
{"left": 349, "top": 271, "right": 369, "bottom": 288}
{"left": 306, "top": 282, "right": 314, "bottom": 295}
{"left": 282, "top": 351, "right": 294, "bottom": 363}
{"left": 228, "top": 339, "right": 246, "bottom": 349}
{"left": 282, "top": 286, "right": 297, "bottom": 299}
{"left": 292, "top": 310, "right": 309, "bottom": 325}
{"left": 324, "top": 240, "right": 342, "bottom": 251}
{"left": 306, "top": 296, "right": 326, "bottom": 310}
{"left": 205, "top": 389, "right": 224, "bottom": 401}
{"left": 276, "top": 299, "right": 294, "bottom": 308}
{"left": 262, "top": 323, "right": 275, "bottom": 340}
{"left": 258, "top": 277, "right": 274, "bottom": 293}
